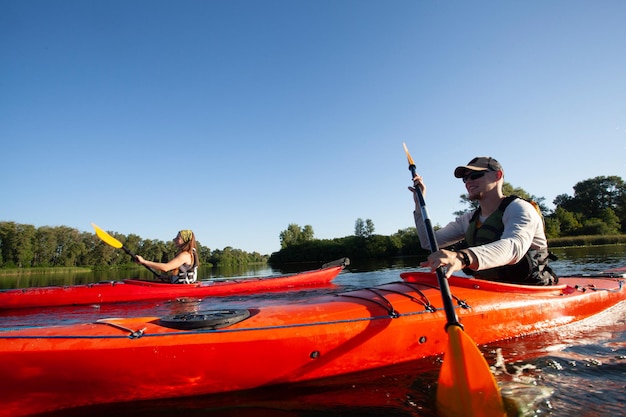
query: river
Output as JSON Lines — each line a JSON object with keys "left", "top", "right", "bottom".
{"left": 1, "top": 245, "right": 625, "bottom": 417}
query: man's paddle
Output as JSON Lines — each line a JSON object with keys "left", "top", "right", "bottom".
{"left": 402, "top": 143, "right": 506, "bottom": 417}
{"left": 91, "top": 223, "right": 160, "bottom": 278}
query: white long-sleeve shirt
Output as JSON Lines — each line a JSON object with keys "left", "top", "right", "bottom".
{"left": 414, "top": 198, "right": 547, "bottom": 271}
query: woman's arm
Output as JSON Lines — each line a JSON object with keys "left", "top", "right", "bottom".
{"left": 135, "top": 251, "right": 192, "bottom": 273}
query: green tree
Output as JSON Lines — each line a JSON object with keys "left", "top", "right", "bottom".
{"left": 543, "top": 217, "right": 561, "bottom": 239}
{"left": 279, "top": 224, "right": 314, "bottom": 249}
{"left": 16, "top": 223, "right": 35, "bottom": 267}
{"left": 0, "top": 222, "right": 265, "bottom": 269}
{"left": 196, "top": 243, "right": 212, "bottom": 266}
{"left": 90, "top": 233, "right": 117, "bottom": 266}
{"left": 355, "top": 218, "right": 375, "bottom": 238}
{"left": 365, "top": 219, "right": 375, "bottom": 237}
{"left": 142, "top": 239, "right": 169, "bottom": 264}
{"left": 554, "top": 176, "right": 625, "bottom": 234}
{"left": 600, "top": 208, "right": 621, "bottom": 234}
{"left": 454, "top": 182, "right": 546, "bottom": 216}
{"left": 78, "top": 231, "right": 102, "bottom": 266}
{"left": 302, "top": 225, "right": 314, "bottom": 241}
{"left": 354, "top": 218, "right": 365, "bottom": 237}
{"left": 552, "top": 207, "right": 582, "bottom": 236}
{"left": 579, "top": 208, "right": 621, "bottom": 235}
{"left": 33, "top": 226, "right": 57, "bottom": 267}
{"left": 0, "top": 222, "right": 16, "bottom": 267}
{"left": 54, "top": 226, "right": 85, "bottom": 267}
{"left": 0, "top": 222, "right": 36, "bottom": 267}
{"left": 124, "top": 234, "right": 143, "bottom": 259}
{"left": 557, "top": 176, "right": 625, "bottom": 220}
{"left": 217, "top": 246, "right": 248, "bottom": 267}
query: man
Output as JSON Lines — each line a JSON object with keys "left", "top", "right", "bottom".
{"left": 409, "top": 156, "right": 557, "bottom": 285}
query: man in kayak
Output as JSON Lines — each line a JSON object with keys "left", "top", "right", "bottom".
{"left": 135, "top": 230, "right": 199, "bottom": 283}
{"left": 409, "top": 156, "right": 557, "bottom": 285}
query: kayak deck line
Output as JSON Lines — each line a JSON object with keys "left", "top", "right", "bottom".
{"left": 572, "top": 280, "right": 624, "bottom": 292}
{"left": 337, "top": 282, "right": 447, "bottom": 315}
{"left": 402, "top": 281, "right": 471, "bottom": 308}
{"left": 94, "top": 319, "right": 147, "bottom": 338}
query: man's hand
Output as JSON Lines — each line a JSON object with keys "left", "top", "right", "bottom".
{"left": 420, "top": 249, "right": 466, "bottom": 278}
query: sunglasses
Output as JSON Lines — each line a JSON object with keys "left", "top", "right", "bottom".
{"left": 462, "top": 171, "right": 487, "bottom": 183}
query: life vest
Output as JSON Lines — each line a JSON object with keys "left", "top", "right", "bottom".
{"left": 464, "top": 196, "right": 558, "bottom": 285}
{"left": 171, "top": 249, "right": 199, "bottom": 284}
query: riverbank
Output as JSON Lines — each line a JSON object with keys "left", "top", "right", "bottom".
{"left": 549, "top": 234, "right": 626, "bottom": 247}
{"left": 0, "top": 266, "right": 93, "bottom": 276}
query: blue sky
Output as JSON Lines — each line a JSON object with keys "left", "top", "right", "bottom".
{"left": 2, "top": 1, "right": 625, "bottom": 255}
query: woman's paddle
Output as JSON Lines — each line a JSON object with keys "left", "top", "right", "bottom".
{"left": 402, "top": 143, "right": 506, "bottom": 417}
{"left": 91, "top": 223, "right": 160, "bottom": 278}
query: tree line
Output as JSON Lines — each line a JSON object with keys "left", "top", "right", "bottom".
{"left": 0, "top": 223, "right": 267, "bottom": 269}
{"left": 2, "top": 175, "right": 624, "bottom": 269}
{"left": 270, "top": 175, "right": 626, "bottom": 264}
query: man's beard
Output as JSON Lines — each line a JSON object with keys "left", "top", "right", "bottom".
{"left": 468, "top": 190, "right": 483, "bottom": 201}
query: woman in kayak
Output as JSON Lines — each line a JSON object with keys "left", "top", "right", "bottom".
{"left": 409, "top": 156, "right": 557, "bottom": 285}
{"left": 135, "top": 230, "right": 199, "bottom": 283}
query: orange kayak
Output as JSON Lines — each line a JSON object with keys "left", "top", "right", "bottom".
{"left": 0, "top": 258, "right": 348, "bottom": 309}
{"left": 0, "top": 271, "right": 624, "bottom": 417}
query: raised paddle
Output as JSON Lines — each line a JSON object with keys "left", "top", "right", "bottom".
{"left": 91, "top": 223, "right": 160, "bottom": 278}
{"left": 402, "top": 143, "right": 506, "bottom": 417}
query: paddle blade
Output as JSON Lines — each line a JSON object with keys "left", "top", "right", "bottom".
{"left": 91, "top": 223, "right": 123, "bottom": 249}
{"left": 403, "top": 142, "right": 415, "bottom": 166}
{"left": 436, "top": 325, "right": 506, "bottom": 417}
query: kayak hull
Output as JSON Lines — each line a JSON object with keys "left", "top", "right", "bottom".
{"left": 0, "top": 272, "right": 624, "bottom": 416}
{"left": 0, "top": 260, "right": 346, "bottom": 309}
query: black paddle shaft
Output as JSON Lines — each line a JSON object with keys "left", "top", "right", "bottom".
{"left": 409, "top": 164, "right": 462, "bottom": 330}
{"left": 121, "top": 246, "right": 160, "bottom": 278}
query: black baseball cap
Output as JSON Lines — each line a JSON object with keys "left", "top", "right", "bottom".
{"left": 454, "top": 157, "right": 503, "bottom": 178}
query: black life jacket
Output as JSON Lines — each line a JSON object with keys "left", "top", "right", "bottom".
{"left": 464, "top": 196, "right": 558, "bottom": 285}
{"left": 172, "top": 249, "right": 199, "bottom": 284}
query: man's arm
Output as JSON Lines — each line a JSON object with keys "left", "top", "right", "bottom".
{"left": 470, "top": 199, "right": 542, "bottom": 270}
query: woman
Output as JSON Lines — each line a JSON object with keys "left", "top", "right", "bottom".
{"left": 135, "top": 230, "right": 199, "bottom": 284}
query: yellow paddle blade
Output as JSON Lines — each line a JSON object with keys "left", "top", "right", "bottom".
{"left": 402, "top": 142, "right": 415, "bottom": 166}
{"left": 91, "top": 223, "right": 123, "bottom": 249}
{"left": 436, "top": 325, "right": 506, "bottom": 417}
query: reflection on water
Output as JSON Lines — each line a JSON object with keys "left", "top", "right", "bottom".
{"left": 550, "top": 244, "right": 626, "bottom": 275}
{"left": 0, "top": 263, "right": 279, "bottom": 290}
{"left": 491, "top": 301, "right": 626, "bottom": 417}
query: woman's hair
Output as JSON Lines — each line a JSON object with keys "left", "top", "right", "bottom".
{"left": 177, "top": 230, "right": 199, "bottom": 267}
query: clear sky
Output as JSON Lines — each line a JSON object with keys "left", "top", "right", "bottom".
{"left": 2, "top": 1, "right": 625, "bottom": 255}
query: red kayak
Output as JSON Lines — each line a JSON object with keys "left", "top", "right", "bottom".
{"left": 0, "top": 258, "right": 348, "bottom": 309}
{"left": 0, "top": 271, "right": 624, "bottom": 417}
